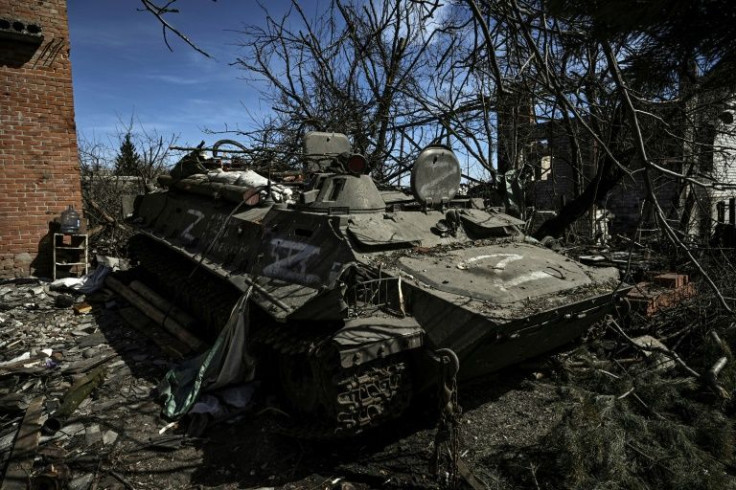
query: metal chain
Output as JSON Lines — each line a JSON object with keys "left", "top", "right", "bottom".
{"left": 431, "top": 348, "right": 462, "bottom": 489}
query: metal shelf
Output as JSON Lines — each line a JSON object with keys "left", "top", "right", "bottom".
{"left": 53, "top": 233, "right": 88, "bottom": 280}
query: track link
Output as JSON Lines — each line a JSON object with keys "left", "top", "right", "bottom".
{"left": 256, "top": 325, "right": 413, "bottom": 438}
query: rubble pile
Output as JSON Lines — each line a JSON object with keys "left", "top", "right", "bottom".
{"left": 1, "top": 253, "right": 734, "bottom": 489}
{"left": 0, "top": 279, "right": 168, "bottom": 489}
{"left": 0, "top": 278, "right": 404, "bottom": 490}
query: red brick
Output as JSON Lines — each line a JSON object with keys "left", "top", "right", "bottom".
{"left": 652, "top": 273, "right": 688, "bottom": 289}
{"left": 0, "top": 0, "right": 82, "bottom": 278}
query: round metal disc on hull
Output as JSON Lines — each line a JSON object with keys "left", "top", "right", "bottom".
{"left": 410, "top": 145, "right": 461, "bottom": 205}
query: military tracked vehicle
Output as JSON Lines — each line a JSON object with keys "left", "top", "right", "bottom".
{"left": 130, "top": 132, "right": 624, "bottom": 436}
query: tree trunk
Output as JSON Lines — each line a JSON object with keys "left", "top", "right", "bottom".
{"left": 532, "top": 149, "right": 630, "bottom": 239}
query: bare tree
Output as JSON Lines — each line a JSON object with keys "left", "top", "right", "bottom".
{"left": 144, "top": 0, "right": 736, "bottom": 252}
{"left": 232, "top": 0, "right": 497, "bottom": 182}
{"left": 78, "top": 120, "right": 178, "bottom": 254}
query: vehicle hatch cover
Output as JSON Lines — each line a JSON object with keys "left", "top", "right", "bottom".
{"left": 348, "top": 215, "right": 422, "bottom": 247}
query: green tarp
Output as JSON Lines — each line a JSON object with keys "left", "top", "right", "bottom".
{"left": 158, "top": 289, "right": 256, "bottom": 419}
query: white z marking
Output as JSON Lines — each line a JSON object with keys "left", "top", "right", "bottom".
{"left": 263, "top": 239, "right": 321, "bottom": 284}
{"left": 467, "top": 253, "right": 523, "bottom": 270}
{"left": 180, "top": 209, "right": 205, "bottom": 243}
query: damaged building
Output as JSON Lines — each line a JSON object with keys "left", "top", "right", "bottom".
{"left": 0, "top": 0, "right": 83, "bottom": 278}
{"left": 496, "top": 84, "right": 736, "bottom": 241}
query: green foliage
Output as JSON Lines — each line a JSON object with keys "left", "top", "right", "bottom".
{"left": 542, "top": 385, "right": 733, "bottom": 490}
{"left": 114, "top": 132, "right": 142, "bottom": 176}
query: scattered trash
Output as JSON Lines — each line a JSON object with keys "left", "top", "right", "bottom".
{"left": 51, "top": 265, "right": 112, "bottom": 294}
{"left": 72, "top": 302, "right": 93, "bottom": 315}
{"left": 158, "top": 421, "right": 178, "bottom": 435}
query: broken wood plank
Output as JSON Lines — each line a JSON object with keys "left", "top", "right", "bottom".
{"left": 117, "top": 306, "right": 190, "bottom": 358}
{"left": 1, "top": 396, "right": 44, "bottom": 490}
{"left": 456, "top": 458, "right": 487, "bottom": 490}
{"left": 129, "top": 280, "right": 198, "bottom": 330}
{"left": 0, "top": 367, "right": 45, "bottom": 378}
{"left": 0, "top": 394, "right": 25, "bottom": 413}
{"left": 73, "top": 302, "right": 93, "bottom": 315}
{"left": 106, "top": 276, "right": 205, "bottom": 352}
{"left": 62, "top": 352, "right": 118, "bottom": 375}
{"left": 0, "top": 353, "right": 44, "bottom": 371}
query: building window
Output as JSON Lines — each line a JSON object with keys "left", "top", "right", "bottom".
{"left": 540, "top": 155, "right": 552, "bottom": 181}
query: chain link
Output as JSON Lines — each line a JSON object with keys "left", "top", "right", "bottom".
{"left": 431, "top": 348, "right": 462, "bottom": 489}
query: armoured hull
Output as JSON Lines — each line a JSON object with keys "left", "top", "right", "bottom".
{"left": 129, "top": 135, "right": 626, "bottom": 436}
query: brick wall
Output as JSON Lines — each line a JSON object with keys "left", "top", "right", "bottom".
{"left": 0, "top": 0, "right": 82, "bottom": 278}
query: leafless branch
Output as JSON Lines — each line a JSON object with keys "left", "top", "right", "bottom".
{"left": 138, "top": 0, "right": 212, "bottom": 58}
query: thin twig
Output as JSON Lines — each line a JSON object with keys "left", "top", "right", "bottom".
{"left": 109, "top": 470, "right": 136, "bottom": 490}
{"left": 601, "top": 41, "right": 732, "bottom": 314}
{"left": 609, "top": 319, "right": 701, "bottom": 379}
{"left": 139, "top": 0, "right": 211, "bottom": 58}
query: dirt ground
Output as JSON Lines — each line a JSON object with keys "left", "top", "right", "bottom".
{"left": 2, "top": 275, "right": 734, "bottom": 489}
{"left": 0, "top": 278, "right": 577, "bottom": 490}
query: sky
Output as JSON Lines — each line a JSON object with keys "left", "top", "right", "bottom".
{"left": 67, "top": 0, "right": 324, "bottom": 152}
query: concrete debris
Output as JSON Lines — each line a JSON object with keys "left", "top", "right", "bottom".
{"left": 59, "top": 423, "right": 85, "bottom": 438}
{"left": 631, "top": 335, "right": 677, "bottom": 372}
{"left": 102, "top": 429, "right": 118, "bottom": 445}
{"left": 68, "top": 473, "right": 93, "bottom": 490}
{"left": 0, "top": 277, "right": 197, "bottom": 487}
{"left": 84, "top": 424, "right": 102, "bottom": 446}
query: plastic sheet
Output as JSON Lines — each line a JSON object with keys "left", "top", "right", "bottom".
{"left": 158, "top": 288, "right": 256, "bottom": 419}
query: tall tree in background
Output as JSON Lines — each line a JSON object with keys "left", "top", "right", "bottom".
{"left": 114, "top": 132, "right": 142, "bottom": 176}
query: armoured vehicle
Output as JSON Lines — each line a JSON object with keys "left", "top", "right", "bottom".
{"left": 130, "top": 132, "right": 624, "bottom": 436}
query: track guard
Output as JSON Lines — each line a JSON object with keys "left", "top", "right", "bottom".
{"left": 332, "top": 316, "right": 424, "bottom": 369}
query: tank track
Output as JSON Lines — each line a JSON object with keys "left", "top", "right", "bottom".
{"left": 255, "top": 325, "right": 413, "bottom": 438}
{"left": 130, "top": 233, "right": 413, "bottom": 438}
